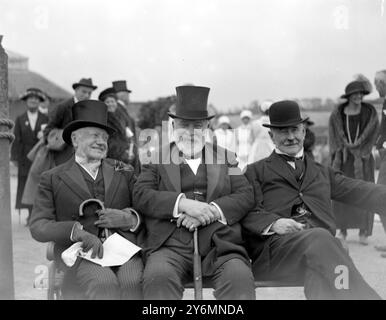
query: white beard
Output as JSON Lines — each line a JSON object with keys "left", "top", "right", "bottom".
{"left": 175, "top": 136, "right": 205, "bottom": 159}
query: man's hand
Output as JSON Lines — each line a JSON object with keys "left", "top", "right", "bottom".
{"left": 72, "top": 228, "right": 103, "bottom": 259}
{"left": 94, "top": 208, "right": 136, "bottom": 230}
{"left": 176, "top": 214, "right": 201, "bottom": 232}
{"left": 271, "top": 218, "right": 305, "bottom": 235}
{"left": 178, "top": 198, "right": 216, "bottom": 226}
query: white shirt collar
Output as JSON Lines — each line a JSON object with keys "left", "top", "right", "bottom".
{"left": 185, "top": 157, "right": 202, "bottom": 175}
{"left": 275, "top": 147, "right": 304, "bottom": 159}
{"left": 75, "top": 155, "right": 101, "bottom": 180}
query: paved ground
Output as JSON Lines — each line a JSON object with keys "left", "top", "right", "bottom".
{"left": 8, "top": 173, "right": 386, "bottom": 300}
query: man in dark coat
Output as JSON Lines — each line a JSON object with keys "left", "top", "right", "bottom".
{"left": 43, "top": 78, "right": 97, "bottom": 166}
{"left": 133, "top": 85, "right": 256, "bottom": 300}
{"left": 30, "top": 100, "right": 143, "bottom": 300}
{"left": 242, "top": 100, "right": 385, "bottom": 299}
{"left": 11, "top": 88, "right": 48, "bottom": 222}
{"left": 112, "top": 80, "right": 140, "bottom": 173}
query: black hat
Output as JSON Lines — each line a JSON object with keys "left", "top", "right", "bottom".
{"left": 263, "top": 100, "right": 308, "bottom": 128}
{"left": 341, "top": 81, "right": 370, "bottom": 99}
{"left": 112, "top": 80, "right": 132, "bottom": 93}
{"left": 72, "top": 78, "right": 97, "bottom": 90}
{"left": 62, "top": 100, "right": 116, "bottom": 145}
{"left": 168, "top": 85, "right": 214, "bottom": 120}
{"left": 98, "top": 87, "right": 117, "bottom": 101}
{"left": 20, "top": 88, "right": 46, "bottom": 102}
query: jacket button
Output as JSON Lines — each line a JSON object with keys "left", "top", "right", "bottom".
{"left": 299, "top": 192, "right": 303, "bottom": 197}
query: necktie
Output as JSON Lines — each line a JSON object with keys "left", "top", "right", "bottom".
{"left": 278, "top": 154, "right": 305, "bottom": 181}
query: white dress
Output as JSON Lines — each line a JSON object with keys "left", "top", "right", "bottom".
{"left": 214, "top": 128, "right": 236, "bottom": 153}
{"left": 249, "top": 116, "right": 275, "bottom": 163}
{"left": 236, "top": 123, "right": 254, "bottom": 171}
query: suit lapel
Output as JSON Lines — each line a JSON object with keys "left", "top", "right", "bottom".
{"left": 21, "top": 113, "right": 34, "bottom": 135}
{"left": 103, "top": 160, "right": 121, "bottom": 207}
{"left": 267, "top": 152, "right": 299, "bottom": 189}
{"left": 59, "top": 159, "right": 92, "bottom": 201}
{"left": 300, "top": 155, "right": 319, "bottom": 190}
{"left": 161, "top": 164, "right": 182, "bottom": 193}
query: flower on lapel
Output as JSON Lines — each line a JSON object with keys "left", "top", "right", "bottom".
{"left": 25, "top": 121, "right": 29, "bottom": 126}
{"left": 113, "top": 160, "right": 134, "bottom": 172}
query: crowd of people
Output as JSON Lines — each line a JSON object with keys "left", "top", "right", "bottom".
{"left": 8, "top": 69, "right": 386, "bottom": 300}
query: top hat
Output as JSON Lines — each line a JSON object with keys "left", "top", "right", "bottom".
{"left": 168, "top": 86, "right": 214, "bottom": 120}
{"left": 112, "top": 80, "right": 132, "bottom": 93}
{"left": 72, "top": 78, "right": 97, "bottom": 90}
{"left": 263, "top": 100, "right": 308, "bottom": 128}
{"left": 62, "top": 100, "right": 115, "bottom": 145}
{"left": 98, "top": 87, "right": 117, "bottom": 101}
{"left": 20, "top": 88, "right": 46, "bottom": 102}
{"left": 341, "top": 81, "right": 370, "bottom": 99}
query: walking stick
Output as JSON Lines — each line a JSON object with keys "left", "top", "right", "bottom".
{"left": 193, "top": 227, "right": 203, "bottom": 300}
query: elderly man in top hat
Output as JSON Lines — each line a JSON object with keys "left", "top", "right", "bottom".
{"left": 11, "top": 88, "right": 48, "bottom": 224}
{"left": 43, "top": 78, "right": 97, "bottom": 166}
{"left": 30, "top": 100, "right": 143, "bottom": 299}
{"left": 133, "top": 85, "right": 256, "bottom": 300}
{"left": 241, "top": 100, "right": 386, "bottom": 299}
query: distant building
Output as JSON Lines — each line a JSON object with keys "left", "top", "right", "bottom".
{"left": 6, "top": 49, "right": 71, "bottom": 121}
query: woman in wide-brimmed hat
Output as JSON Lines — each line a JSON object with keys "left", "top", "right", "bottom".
{"left": 329, "top": 80, "right": 379, "bottom": 245}
{"left": 11, "top": 88, "right": 48, "bottom": 224}
{"left": 214, "top": 115, "right": 236, "bottom": 152}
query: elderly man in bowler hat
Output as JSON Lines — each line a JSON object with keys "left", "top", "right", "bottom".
{"left": 241, "top": 100, "right": 386, "bottom": 299}
{"left": 44, "top": 78, "right": 98, "bottom": 166}
{"left": 30, "top": 100, "right": 143, "bottom": 299}
{"left": 133, "top": 85, "right": 256, "bottom": 300}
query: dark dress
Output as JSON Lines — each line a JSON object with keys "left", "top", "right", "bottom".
{"left": 11, "top": 111, "right": 48, "bottom": 209}
{"left": 332, "top": 109, "right": 375, "bottom": 235}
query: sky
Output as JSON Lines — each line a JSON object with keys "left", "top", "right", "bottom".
{"left": 1, "top": 0, "right": 386, "bottom": 111}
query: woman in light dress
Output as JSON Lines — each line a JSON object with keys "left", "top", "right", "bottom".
{"left": 214, "top": 115, "right": 236, "bottom": 152}
{"left": 249, "top": 100, "right": 275, "bottom": 164}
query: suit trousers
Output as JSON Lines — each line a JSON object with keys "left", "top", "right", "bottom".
{"left": 73, "top": 254, "right": 143, "bottom": 300}
{"left": 251, "top": 228, "right": 380, "bottom": 300}
{"left": 143, "top": 238, "right": 255, "bottom": 300}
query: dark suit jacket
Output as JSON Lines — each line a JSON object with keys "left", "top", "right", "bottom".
{"left": 30, "top": 157, "right": 141, "bottom": 261}
{"left": 133, "top": 142, "right": 254, "bottom": 276}
{"left": 241, "top": 151, "right": 386, "bottom": 269}
{"left": 11, "top": 111, "right": 48, "bottom": 176}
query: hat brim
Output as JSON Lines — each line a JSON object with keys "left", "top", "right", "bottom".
{"left": 262, "top": 117, "right": 309, "bottom": 128}
{"left": 62, "top": 120, "right": 116, "bottom": 145}
{"left": 72, "top": 83, "right": 98, "bottom": 90}
{"left": 21, "top": 93, "right": 45, "bottom": 102}
{"left": 168, "top": 112, "right": 215, "bottom": 121}
{"left": 341, "top": 89, "right": 370, "bottom": 99}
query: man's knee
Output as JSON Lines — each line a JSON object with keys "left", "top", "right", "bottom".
{"left": 214, "top": 258, "right": 255, "bottom": 300}
{"left": 87, "top": 274, "right": 120, "bottom": 299}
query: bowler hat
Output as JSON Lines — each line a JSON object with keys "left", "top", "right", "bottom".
{"left": 341, "top": 81, "right": 369, "bottom": 99}
{"left": 62, "top": 100, "right": 115, "bottom": 145}
{"left": 168, "top": 86, "right": 214, "bottom": 120}
{"left": 72, "top": 78, "right": 97, "bottom": 90}
{"left": 112, "top": 80, "right": 132, "bottom": 93}
{"left": 20, "top": 88, "right": 46, "bottom": 102}
{"left": 263, "top": 100, "right": 308, "bottom": 128}
{"left": 98, "top": 87, "right": 117, "bottom": 101}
